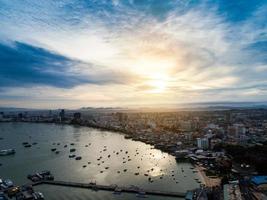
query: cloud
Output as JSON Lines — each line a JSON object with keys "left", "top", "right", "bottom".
{"left": 0, "top": 0, "right": 267, "bottom": 107}
{"left": 0, "top": 41, "right": 134, "bottom": 88}
{"left": 0, "top": 41, "right": 86, "bottom": 88}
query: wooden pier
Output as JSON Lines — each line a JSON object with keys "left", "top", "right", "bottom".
{"left": 33, "top": 180, "right": 186, "bottom": 198}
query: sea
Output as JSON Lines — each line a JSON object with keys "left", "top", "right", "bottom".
{"left": 0, "top": 122, "right": 200, "bottom": 200}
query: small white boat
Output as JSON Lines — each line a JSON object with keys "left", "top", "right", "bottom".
{"left": 0, "top": 149, "right": 15, "bottom": 156}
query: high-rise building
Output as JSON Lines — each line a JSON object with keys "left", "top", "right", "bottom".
{"left": 197, "top": 137, "right": 209, "bottom": 150}
{"left": 59, "top": 109, "right": 65, "bottom": 122}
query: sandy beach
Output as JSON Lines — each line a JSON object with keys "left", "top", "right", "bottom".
{"left": 196, "top": 165, "right": 221, "bottom": 187}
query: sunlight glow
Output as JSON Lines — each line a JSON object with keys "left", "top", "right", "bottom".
{"left": 147, "top": 74, "right": 169, "bottom": 93}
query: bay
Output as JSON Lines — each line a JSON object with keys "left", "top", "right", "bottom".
{"left": 0, "top": 122, "right": 200, "bottom": 200}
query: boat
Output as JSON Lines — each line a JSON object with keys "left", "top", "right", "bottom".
{"left": 0, "top": 149, "right": 15, "bottom": 156}
{"left": 0, "top": 192, "right": 7, "bottom": 200}
{"left": 32, "top": 192, "right": 44, "bottom": 200}
{"left": 7, "top": 186, "right": 20, "bottom": 198}
{"left": 113, "top": 188, "right": 122, "bottom": 195}
{"left": 75, "top": 156, "right": 82, "bottom": 160}
{"left": 70, "top": 148, "right": 76, "bottom": 152}
{"left": 124, "top": 135, "right": 132, "bottom": 139}
{"left": 136, "top": 191, "right": 147, "bottom": 198}
{"left": 69, "top": 154, "right": 75, "bottom": 158}
{"left": 27, "top": 171, "right": 54, "bottom": 182}
{"left": 89, "top": 181, "right": 96, "bottom": 185}
{"left": 2, "top": 179, "right": 14, "bottom": 189}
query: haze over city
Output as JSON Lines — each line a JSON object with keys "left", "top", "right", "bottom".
{"left": 0, "top": 0, "right": 267, "bottom": 108}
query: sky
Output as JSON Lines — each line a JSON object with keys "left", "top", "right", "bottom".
{"left": 0, "top": 0, "right": 267, "bottom": 108}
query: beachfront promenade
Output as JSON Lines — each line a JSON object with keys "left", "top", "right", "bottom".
{"left": 32, "top": 180, "right": 187, "bottom": 198}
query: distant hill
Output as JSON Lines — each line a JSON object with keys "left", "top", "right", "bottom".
{"left": 1, "top": 101, "right": 267, "bottom": 113}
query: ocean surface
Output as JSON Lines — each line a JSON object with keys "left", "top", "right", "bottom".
{"left": 0, "top": 122, "right": 200, "bottom": 200}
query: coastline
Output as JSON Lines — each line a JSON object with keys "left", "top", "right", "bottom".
{"left": 0, "top": 120, "right": 176, "bottom": 154}
{"left": 195, "top": 165, "right": 221, "bottom": 187}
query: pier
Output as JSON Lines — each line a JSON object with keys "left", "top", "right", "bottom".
{"left": 32, "top": 180, "right": 186, "bottom": 198}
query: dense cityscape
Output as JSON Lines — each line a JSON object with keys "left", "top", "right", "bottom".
{"left": 1, "top": 107, "right": 267, "bottom": 199}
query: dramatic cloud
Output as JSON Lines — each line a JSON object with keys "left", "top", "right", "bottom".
{"left": 0, "top": 0, "right": 266, "bottom": 108}
{"left": 0, "top": 42, "right": 86, "bottom": 88}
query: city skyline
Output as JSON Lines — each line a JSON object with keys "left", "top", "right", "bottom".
{"left": 0, "top": 0, "right": 267, "bottom": 108}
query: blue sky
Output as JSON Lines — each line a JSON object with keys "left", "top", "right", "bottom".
{"left": 0, "top": 0, "right": 267, "bottom": 108}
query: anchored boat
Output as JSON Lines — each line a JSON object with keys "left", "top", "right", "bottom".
{"left": 0, "top": 149, "right": 15, "bottom": 156}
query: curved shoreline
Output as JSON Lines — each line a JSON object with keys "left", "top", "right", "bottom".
{"left": 0, "top": 120, "right": 175, "bottom": 155}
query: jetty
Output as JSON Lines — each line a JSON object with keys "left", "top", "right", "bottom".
{"left": 32, "top": 180, "right": 186, "bottom": 198}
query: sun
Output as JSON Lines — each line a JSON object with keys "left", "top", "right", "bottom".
{"left": 130, "top": 56, "right": 174, "bottom": 93}
{"left": 149, "top": 78, "right": 167, "bottom": 93}
{"left": 147, "top": 73, "right": 169, "bottom": 93}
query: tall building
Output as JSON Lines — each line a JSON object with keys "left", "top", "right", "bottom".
{"left": 197, "top": 137, "right": 209, "bottom": 150}
{"left": 59, "top": 109, "right": 65, "bottom": 122}
{"left": 0, "top": 112, "right": 4, "bottom": 120}
{"left": 228, "top": 123, "right": 246, "bottom": 139}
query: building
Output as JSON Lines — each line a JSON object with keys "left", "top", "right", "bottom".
{"left": 73, "top": 112, "right": 81, "bottom": 120}
{"left": 59, "top": 109, "right": 65, "bottom": 122}
{"left": 0, "top": 112, "right": 4, "bottom": 120}
{"left": 197, "top": 137, "right": 209, "bottom": 150}
{"left": 227, "top": 123, "right": 246, "bottom": 140}
{"left": 251, "top": 176, "right": 267, "bottom": 191}
{"left": 223, "top": 183, "right": 242, "bottom": 200}
{"left": 180, "top": 121, "right": 192, "bottom": 132}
